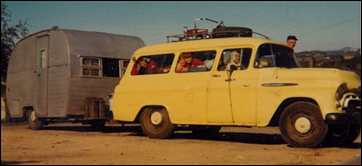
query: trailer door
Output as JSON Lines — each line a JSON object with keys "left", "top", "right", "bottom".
{"left": 36, "top": 35, "right": 49, "bottom": 117}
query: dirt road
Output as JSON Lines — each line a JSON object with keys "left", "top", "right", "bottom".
{"left": 1, "top": 123, "right": 361, "bottom": 165}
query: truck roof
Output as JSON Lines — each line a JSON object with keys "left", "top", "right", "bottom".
{"left": 135, "top": 37, "right": 287, "bottom": 55}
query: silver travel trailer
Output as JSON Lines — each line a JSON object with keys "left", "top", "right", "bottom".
{"left": 6, "top": 27, "right": 145, "bottom": 129}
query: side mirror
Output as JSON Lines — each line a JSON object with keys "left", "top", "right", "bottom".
{"left": 226, "top": 64, "right": 237, "bottom": 81}
{"left": 230, "top": 64, "right": 238, "bottom": 71}
{"left": 227, "top": 64, "right": 238, "bottom": 72}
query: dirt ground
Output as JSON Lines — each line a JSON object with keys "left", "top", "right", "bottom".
{"left": 1, "top": 123, "right": 361, "bottom": 165}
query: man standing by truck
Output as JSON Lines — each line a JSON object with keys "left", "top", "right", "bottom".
{"left": 286, "top": 35, "right": 298, "bottom": 49}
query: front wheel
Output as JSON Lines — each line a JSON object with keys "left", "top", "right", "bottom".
{"left": 279, "top": 102, "right": 328, "bottom": 147}
{"left": 140, "top": 107, "right": 174, "bottom": 139}
{"left": 27, "top": 110, "right": 43, "bottom": 130}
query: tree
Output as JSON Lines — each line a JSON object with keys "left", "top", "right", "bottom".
{"left": 1, "top": 2, "right": 29, "bottom": 83}
{"left": 1, "top": 2, "right": 29, "bottom": 122}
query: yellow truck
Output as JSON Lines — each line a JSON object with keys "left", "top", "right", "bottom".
{"left": 111, "top": 36, "right": 360, "bottom": 147}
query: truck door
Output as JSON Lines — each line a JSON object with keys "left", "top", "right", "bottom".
{"left": 207, "top": 51, "right": 233, "bottom": 123}
{"left": 225, "top": 48, "right": 257, "bottom": 126}
{"left": 36, "top": 35, "right": 49, "bottom": 117}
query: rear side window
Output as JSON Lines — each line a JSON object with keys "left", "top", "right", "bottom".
{"left": 131, "top": 54, "right": 174, "bottom": 75}
{"left": 175, "top": 51, "right": 216, "bottom": 73}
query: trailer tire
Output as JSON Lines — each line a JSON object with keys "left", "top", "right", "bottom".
{"left": 27, "top": 110, "right": 43, "bottom": 130}
{"left": 279, "top": 102, "right": 328, "bottom": 147}
{"left": 140, "top": 107, "right": 174, "bottom": 139}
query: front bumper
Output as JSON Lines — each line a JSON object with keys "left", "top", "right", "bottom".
{"left": 326, "top": 111, "right": 360, "bottom": 125}
{"left": 327, "top": 91, "right": 361, "bottom": 125}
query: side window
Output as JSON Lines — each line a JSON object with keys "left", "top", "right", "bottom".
{"left": 218, "top": 48, "right": 252, "bottom": 71}
{"left": 40, "top": 49, "right": 47, "bottom": 69}
{"left": 37, "top": 49, "right": 47, "bottom": 72}
{"left": 102, "top": 58, "right": 120, "bottom": 77}
{"left": 81, "top": 57, "right": 102, "bottom": 77}
{"left": 175, "top": 51, "right": 216, "bottom": 73}
{"left": 254, "top": 44, "right": 275, "bottom": 68}
{"left": 271, "top": 44, "right": 297, "bottom": 68}
{"left": 131, "top": 54, "right": 174, "bottom": 75}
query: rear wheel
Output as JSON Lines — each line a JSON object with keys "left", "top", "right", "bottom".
{"left": 279, "top": 102, "right": 328, "bottom": 147}
{"left": 140, "top": 107, "right": 174, "bottom": 139}
{"left": 27, "top": 110, "right": 43, "bottom": 130}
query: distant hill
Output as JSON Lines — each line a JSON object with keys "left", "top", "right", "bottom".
{"left": 295, "top": 47, "right": 361, "bottom": 77}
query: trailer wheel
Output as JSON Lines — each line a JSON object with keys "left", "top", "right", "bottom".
{"left": 324, "top": 124, "right": 361, "bottom": 146}
{"left": 27, "top": 110, "right": 43, "bottom": 130}
{"left": 140, "top": 107, "right": 174, "bottom": 139}
{"left": 279, "top": 102, "right": 328, "bottom": 147}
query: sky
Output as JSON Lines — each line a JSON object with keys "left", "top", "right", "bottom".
{"left": 4, "top": 1, "right": 361, "bottom": 52}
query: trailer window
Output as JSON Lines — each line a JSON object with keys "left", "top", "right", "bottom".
{"left": 102, "top": 58, "right": 120, "bottom": 77}
{"left": 81, "top": 57, "right": 102, "bottom": 77}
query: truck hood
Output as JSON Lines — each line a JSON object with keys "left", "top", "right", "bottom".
{"left": 277, "top": 68, "right": 361, "bottom": 89}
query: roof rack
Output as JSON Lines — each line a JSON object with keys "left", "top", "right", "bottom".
{"left": 166, "top": 18, "right": 270, "bottom": 42}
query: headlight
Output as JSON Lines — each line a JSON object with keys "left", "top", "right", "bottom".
{"left": 335, "top": 83, "right": 348, "bottom": 101}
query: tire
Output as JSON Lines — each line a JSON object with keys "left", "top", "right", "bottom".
{"left": 192, "top": 126, "right": 221, "bottom": 137}
{"left": 279, "top": 102, "right": 328, "bottom": 147}
{"left": 27, "top": 110, "right": 43, "bottom": 130}
{"left": 90, "top": 120, "right": 106, "bottom": 131}
{"left": 324, "top": 124, "right": 361, "bottom": 146}
{"left": 139, "top": 107, "right": 174, "bottom": 139}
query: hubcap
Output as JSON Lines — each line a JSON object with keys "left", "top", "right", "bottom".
{"left": 30, "top": 111, "right": 37, "bottom": 122}
{"left": 150, "top": 111, "right": 163, "bottom": 125}
{"left": 294, "top": 117, "right": 312, "bottom": 134}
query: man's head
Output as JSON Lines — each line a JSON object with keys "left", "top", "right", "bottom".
{"left": 286, "top": 35, "right": 298, "bottom": 49}
{"left": 182, "top": 53, "right": 193, "bottom": 64}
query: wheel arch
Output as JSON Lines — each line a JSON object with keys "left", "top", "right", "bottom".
{"left": 134, "top": 105, "right": 170, "bottom": 123}
{"left": 267, "top": 97, "right": 320, "bottom": 127}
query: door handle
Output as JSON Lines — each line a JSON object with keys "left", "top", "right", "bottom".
{"left": 225, "top": 78, "right": 236, "bottom": 82}
{"left": 242, "top": 84, "right": 249, "bottom": 87}
{"left": 211, "top": 74, "right": 221, "bottom": 78}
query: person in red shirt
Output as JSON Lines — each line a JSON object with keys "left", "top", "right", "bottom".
{"left": 146, "top": 59, "right": 159, "bottom": 74}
